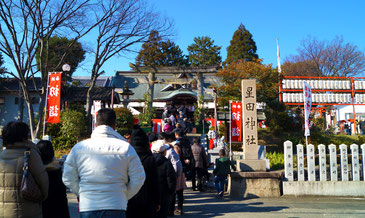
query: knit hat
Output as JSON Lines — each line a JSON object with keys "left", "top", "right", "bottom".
{"left": 151, "top": 140, "right": 169, "bottom": 153}
{"left": 130, "top": 125, "right": 149, "bottom": 149}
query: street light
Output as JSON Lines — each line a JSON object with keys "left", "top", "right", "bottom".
{"left": 121, "top": 81, "right": 133, "bottom": 108}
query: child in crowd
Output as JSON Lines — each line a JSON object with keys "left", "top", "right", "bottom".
{"left": 213, "top": 149, "right": 236, "bottom": 198}
{"left": 37, "top": 140, "right": 70, "bottom": 218}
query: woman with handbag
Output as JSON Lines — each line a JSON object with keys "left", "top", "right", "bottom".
{"left": 0, "top": 121, "right": 49, "bottom": 218}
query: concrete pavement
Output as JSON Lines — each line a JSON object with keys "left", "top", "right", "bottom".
{"left": 68, "top": 188, "right": 365, "bottom": 218}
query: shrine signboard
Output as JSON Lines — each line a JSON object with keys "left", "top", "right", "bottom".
{"left": 241, "top": 79, "right": 258, "bottom": 160}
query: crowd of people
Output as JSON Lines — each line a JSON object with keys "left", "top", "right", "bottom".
{"left": 161, "top": 103, "right": 193, "bottom": 135}
{"left": 0, "top": 108, "right": 236, "bottom": 218}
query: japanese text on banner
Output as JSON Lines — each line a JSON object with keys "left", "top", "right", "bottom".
{"left": 47, "top": 73, "right": 61, "bottom": 123}
{"left": 303, "top": 82, "right": 312, "bottom": 136}
{"left": 230, "top": 102, "right": 242, "bottom": 141}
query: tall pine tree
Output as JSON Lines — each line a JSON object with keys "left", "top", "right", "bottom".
{"left": 187, "top": 36, "right": 222, "bottom": 66}
{"left": 135, "top": 30, "right": 188, "bottom": 66}
{"left": 226, "top": 24, "right": 258, "bottom": 64}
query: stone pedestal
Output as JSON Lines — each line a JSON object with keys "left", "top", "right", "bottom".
{"left": 236, "top": 159, "right": 267, "bottom": 172}
{"left": 228, "top": 172, "right": 284, "bottom": 199}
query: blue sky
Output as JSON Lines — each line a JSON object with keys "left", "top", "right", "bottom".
{"left": 4, "top": 0, "right": 365, "bottom": 77}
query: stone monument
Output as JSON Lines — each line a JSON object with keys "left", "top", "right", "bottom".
{"left": 236, "top": 79, "right": 266, "bottom": 171}
{"left": 228, "top": 79, "right": 283, "bottom": 199}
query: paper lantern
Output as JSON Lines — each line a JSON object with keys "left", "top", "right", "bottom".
{"left": 335, "top": 94, "right": 340, "bottom": 102}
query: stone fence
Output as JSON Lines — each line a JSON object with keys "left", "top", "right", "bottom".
{"left": 283, "top": 140, "right": 365, "bottom": 196}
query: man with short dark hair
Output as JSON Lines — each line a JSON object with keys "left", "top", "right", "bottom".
{"left": 63, "top": 108, "right": 145, "bottom": 218}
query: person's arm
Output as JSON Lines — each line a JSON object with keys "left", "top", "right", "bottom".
{"left": 126, "top": 145, "right": 146, "bottom": 200}
{"left": 29, "top": 148, "right": 49, "bottom": 200}
{"left": 62, "top": 148, "right": 80, "bottom": 196}
{"left": 213, "top": 158, "right": 220, "bottom": 175}
{"left": 201, "top": 147, "right": 209, "bottom": 168}
{"left": 230, "top": 160, "right": 236, "bottom": 172}
{"left": 166, "top": 161, "right": 177, "bottom": 194}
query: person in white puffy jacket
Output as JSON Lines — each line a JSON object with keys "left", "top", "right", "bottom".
{"left": 62, "top": 108, "right": 145, "bottom": 218}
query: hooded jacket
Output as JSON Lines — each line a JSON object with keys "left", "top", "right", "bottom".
{"left": 127, "top": 127, "right": 160, "bottom": 218}
{"left": 213, "top": 157, "right": 236, "bottom": 177}
{"left": 0, "top": 141, "right": 49, "bottom": 218}
{"left": 62, "top": 125, "right": 145, "bottom": 212}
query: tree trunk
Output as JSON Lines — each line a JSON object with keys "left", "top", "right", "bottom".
{"left": 17, "top": 85, "right": 24, "bottom": 121}
{"left": 86, "top": 76, "right": 98, "bottom": 134}
{"left": 20, "top": 83, "right": 36, "bottom": 140}
{"left": 35, "top": 88, "right": 47, "bottom": 138}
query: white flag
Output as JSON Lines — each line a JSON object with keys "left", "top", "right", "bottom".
{"left": 303, "top": 82, "right": 312, "bottom": 136}
{"left": 277, "top": 38, "right": 281, "bottom": 74}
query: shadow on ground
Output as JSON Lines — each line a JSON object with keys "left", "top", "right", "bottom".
{"left": 179, "top": 189, "right": 288, "bottom": 217}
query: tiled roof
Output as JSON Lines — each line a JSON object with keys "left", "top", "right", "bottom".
{"left": 71, "top": 76, "right": 113, "bottom": 87}
{"left": 0, "top": 78, "right": 42, "bottom": 91}
{"left": 62, "top": 87, "right": 120, "bottom": 103}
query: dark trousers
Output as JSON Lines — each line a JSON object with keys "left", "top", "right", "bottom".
{"left": 191, "top": 167, "right": 205, "bottom": 190}
{"left": 169, "top": 189, "right": 184, "bottom": 213}
{"left": 80, "top": 210, "right": 125, "bottom": 218}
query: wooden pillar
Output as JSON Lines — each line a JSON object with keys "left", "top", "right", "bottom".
{"left": 148, "top": 72, "right": 155, "bottom": 109}
{"left": 196, "top": 72, "right": 203, "bottom": 106}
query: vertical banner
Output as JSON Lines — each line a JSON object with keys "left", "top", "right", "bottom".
{"left": 230, "top": 101, "right": 242, "bottom": 142}
{"left": 46, "top": 73, "right": 61, "bottom": 123}
{"left": 303, "top": 81, "right": 312, "bottom": 136}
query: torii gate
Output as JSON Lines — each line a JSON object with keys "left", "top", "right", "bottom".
{"left": 129, "top": 63, "right": 219, "bottom": 108}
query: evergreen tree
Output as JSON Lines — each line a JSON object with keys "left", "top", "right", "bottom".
{"left": 226, "top": 24, "right": 258, "bottom": 64}
{"left": 36, "top": 36, "right": 85, "bottom": 81}
{"left": 135, "top": 30, "right": 188, "bottom": 66}
{"left": 187, "top": 36, "right": 222, "bottom": 66}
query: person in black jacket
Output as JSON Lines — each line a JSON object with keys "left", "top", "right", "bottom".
{"left": 37, "top": 140, "right": 70, "bottom": 218}
{"left": 152, "top": 140, "right": 177, "bottom": 218}
{"left": 174, "top": 129, "right": 194, "bottom": 178}
{"left": 127, "top": 125, "right": 160, "bottom": 218}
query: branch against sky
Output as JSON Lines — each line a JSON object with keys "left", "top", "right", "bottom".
{"left": 85, "top": 0, "right": 173, "bottom": 117}
{"left": 285, "top": 36, "right": 365, "bottom": 77}
{"left": 0, "top": 0, "right": 95, "bottom": 139}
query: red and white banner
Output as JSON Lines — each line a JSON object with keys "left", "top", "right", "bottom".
{"left": 152, "top": 119, "right": 163, "bottom": 133}
{"left": 46, "top": 73, "right": 61, "bottom": 123}
{"left": 230, "top": 102, "right": 242, "bottom": 142}
{"left": 303, "top": 82, "right": 312, "bottom": 136}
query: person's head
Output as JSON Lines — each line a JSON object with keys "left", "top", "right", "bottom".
{"left": 166, "top": 119, "right": 171, "bottom": 125}
{"left": 148, "top": 132, "right": 158, "bottom": 143}
{"left": 219, "top": 149, "right": 226, "bottom": 157}
{"left": 158, "top": 132, "right": 168, "bottom": 140}
{"left": 130, "top": 125, "right": 150, "bottom": 149}
{"left": 176, "top": 123, "right": 181, "bottom": 128}
{"left": 193, "top": 136, "right": 200, "bottom": 144}
{"left": 37, "top": 140, "right": 54, "bottom": 165}
{"left": 96, "top": 108, "right": 116, "bottom": 128}
{"left": 151, "top": 140, "right": 169, "bottom": 156}
{"left": 175, "top": 129, "right": 183, "bottom": 138}
{"left": 2, "top": 121, "right": 30, "bottom": 146}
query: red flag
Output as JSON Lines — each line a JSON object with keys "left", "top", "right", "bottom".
{"left": 46, "top": 73, "right": 61, "bottom": 123}
{"left": 230, "top": 102, "right": 242, "bottom": 141}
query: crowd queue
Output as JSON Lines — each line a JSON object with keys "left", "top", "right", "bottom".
{"left": 0, "top": 107, "right": 235, "bottom": 218}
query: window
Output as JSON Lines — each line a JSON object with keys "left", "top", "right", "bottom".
{"left": 0, "top": 97, "right": 4, "bottom": 105}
